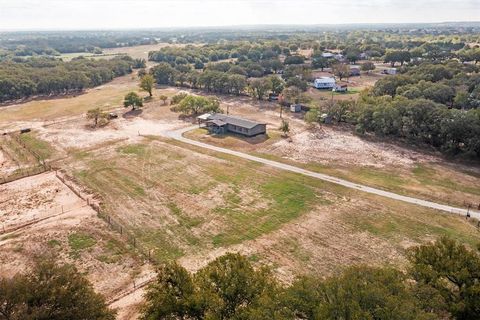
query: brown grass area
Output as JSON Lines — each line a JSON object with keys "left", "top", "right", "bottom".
{"left": 0, "top": 172, "right": 151, "bottom": 299}
{"left": 63, "top": 135, "right": 480, "bottom": 283}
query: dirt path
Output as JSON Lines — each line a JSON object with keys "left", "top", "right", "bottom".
{"left": 166, "top": 126, "right": 480, "bottom": 220}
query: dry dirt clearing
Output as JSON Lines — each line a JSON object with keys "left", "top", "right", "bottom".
{"left": 0, "top": 172, "right": 153, "bottom": 307}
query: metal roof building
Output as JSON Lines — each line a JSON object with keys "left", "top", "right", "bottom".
{"left": 198, "top": 113, "right": 267, "bottom": 137}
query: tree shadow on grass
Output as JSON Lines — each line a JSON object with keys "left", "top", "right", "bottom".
{"left": 122, "top": 108, "right": 143, "bottom": 119}
{"left": 208, "top": 131, "right": 270, "bottom": 145}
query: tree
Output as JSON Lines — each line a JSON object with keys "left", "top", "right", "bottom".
{"left": 279, "top": 119, "right": 290, "bottom": 137}
{"left": 268, "top": 76, "right": 285, "bottom": 95}
{"left": 286, "top": 77, "right": 308, "bottom": 91}
{"left": 123, "top": 92, "right": 143, "bottom": 110}
{"left": 331, "top": 63, "right": 350, "bottom": 81}
{"left": 346, "top": 52, "right": 360, "bottom": 64}
{"left": 249, "top": 78, "right": 271, "bottom": 100}
{"left": 140, "top": 74, "right": 155, "bottom": 97}
{"left": 141, "top": 254, "right": 284, "bottom": 320}
{"left": 137, "top": 68, "right": 147, "bottom": 78}
{"left": 284, "top": 55, "right": 305, "bottom": 65}
{"left": 86, "top": 107, "right": 108, "bottom": 127}
{"left": 151, "top": 62, "right": 175, "bottom": 85}
{"left": 408, "top": 236, "right": 480, "bottom": 320}
{"left": 0, "top": 260, "right": 115, "bottom": 320}
{"left": 133, "top": 58, "right": 146, "bottom": 69}
{"left": 141, "top": 262, "right": 201, "bottom": 320}
{"left": 159, "top": 95, "right": 168, "bottom": 105}
{"left": 290, "top": 266, "right": 433, "bottom": 320}
{"left": 361, "top": 61, "right": 376, "bottom": 74}
{"left": 384, "top": 50, "right": 411, "bottom": 67}
{"left": 177, "top": 95, "right": 221, "bottom": 115}
{"left": 195, "top": 254, "right": 280, "bottom": 319}
{"left": 312, "top": 56, "right": 330, "bottom": 71}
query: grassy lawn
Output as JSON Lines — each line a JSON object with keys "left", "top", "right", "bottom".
{"left": 18, "top": 132, "right": 56, "bottom": 160}
{"left": 0, "top": 75, "right": 139, "bottom": 123}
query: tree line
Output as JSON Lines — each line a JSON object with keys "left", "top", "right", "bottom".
{"left": 0, "top": 56, "right": 135, "bottom": 102}
{"left": 141, "top": 236, "right": 479, "bottom": 320}
{"left": 1, "top": 236, "right": 478, "bottom": 319}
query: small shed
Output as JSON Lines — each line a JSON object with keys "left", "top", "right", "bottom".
{"left": 290, "top": 104, "right": 302, "bottom": 113}
{"left": 382, "top": 68, "right": 397, "bottom": 75}
{"left": 320, "top": 113, "right": 333, "bottom": 124}
{"left": 314, "top": 77, "right": 336, "bottom": 89}
{"left": 349, "top": 67, "right": 361, "bottom": 76}
{"left": 333, "top": 84, "right": 348, "bottom": 92}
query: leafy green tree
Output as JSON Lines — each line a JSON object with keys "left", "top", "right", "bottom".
{"left": 361, "top": 61, "right": 376, "bottom": 74}
{"left": 312, "top": 56, "right": 330, "bottom": 71}
{"left": 133, "top": 58, "right": 146, "bottom": 69}
{"left": 408, "top": 236, "right": 480, "bottom": 320}
{"left": 86, "top": 107, "right": 108, "bottom": 127}
{"left": 0, "top": 260, "right": 115, "bottom": 320}
{"left": 332, "top": 63, "right": 350, "bottom": 81}
{"left": 268, "top": 76, "right": 285, "bottom": 95}
{"left": 123, "top": 92, "right": 143, "bottom": 110}
{"left": 140, "top": 74, "right": 155, "bottom": 97}
{"left": 284, "top": 55, "right": 305, "bottom": 65}
{"left": 279, "top": 119, "right": 290, "bottom": 137}
{"left": 286, "top": 266, "right": 434, "bottom": 320}
{"left": 249, "top": 78, "right": 272, "bottom": 100}
{"left": 141, "top": 254, "right": 286, "bottom": 320}
{"left": 137, "top": 68, "right": 147, "bottom": 78}
{"left": 159, "top": 95, "right": 168, "bottom": 105}
{"left": 384, "top": 50, "right": 411, "bottom": 67}
{"left": 151, "top": 62, "right": 176, "bottom": 85}
{"left": 141, "top": 262, "right": 201, "bottom": 320}
{"left": 195, "top": 254, "right": 280, "bottom": 319}
{"left": 177, "top": 95, "right": 221, "bottom": 115}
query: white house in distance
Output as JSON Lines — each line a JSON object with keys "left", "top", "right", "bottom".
{"left": 314, "top": 77, "right": 336, "bottom": 89}
{"left": 382, "top": 68, "right": 397, "bottom": 75}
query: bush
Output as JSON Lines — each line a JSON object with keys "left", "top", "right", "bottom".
{"left": 171, "top": 92, "right": 189, "bottom": 105}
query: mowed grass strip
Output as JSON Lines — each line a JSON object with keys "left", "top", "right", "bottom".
{"left": 212, "top": 176, "right": 317, "bottom": 247}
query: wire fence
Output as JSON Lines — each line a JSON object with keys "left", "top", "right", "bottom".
{"left": 10, "top": 133, "right": 49, "bottom": 167}
{"left": 0, "top": 164, "right": 50, "bottom": 185}
{"left": 0, "top": 203, "right": 87, "bottom": 235}
{"left": 55, "top": 170, "right": 159, "bottom": 266}
{"left": 0, "top": 132, "right": 51, "bottom": 185}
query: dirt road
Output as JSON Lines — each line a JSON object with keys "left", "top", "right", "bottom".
{"left": 166, "top": 126, "right": 480, "bottom": 220}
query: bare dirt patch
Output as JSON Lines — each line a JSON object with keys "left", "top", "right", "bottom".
{"left": 0, "top": 172, "right": 153, "bottom": 304}
{"left": 263, "top": 126, "right": 437, "bottom": 168}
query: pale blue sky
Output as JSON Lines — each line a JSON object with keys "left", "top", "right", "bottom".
{"left": 0, "top": 0, "right": 478, "bottom": 30}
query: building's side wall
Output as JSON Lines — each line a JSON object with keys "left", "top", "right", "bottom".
{"left": 248, "top": 124, "right": 267, "bottom": 136}
{"left": 226, "top": 124, "right": 266, "bottom": 136}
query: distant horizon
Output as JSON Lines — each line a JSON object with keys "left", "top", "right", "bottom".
{"left": 1, "top": 0, "right": 479, "bottom": 31}
{"left": 1, "top": 20, "right": 480, "bottom": 33}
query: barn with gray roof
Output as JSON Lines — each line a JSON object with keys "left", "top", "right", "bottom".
{"left": 198, "top": 113, "right": 267, "bottom": 137}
